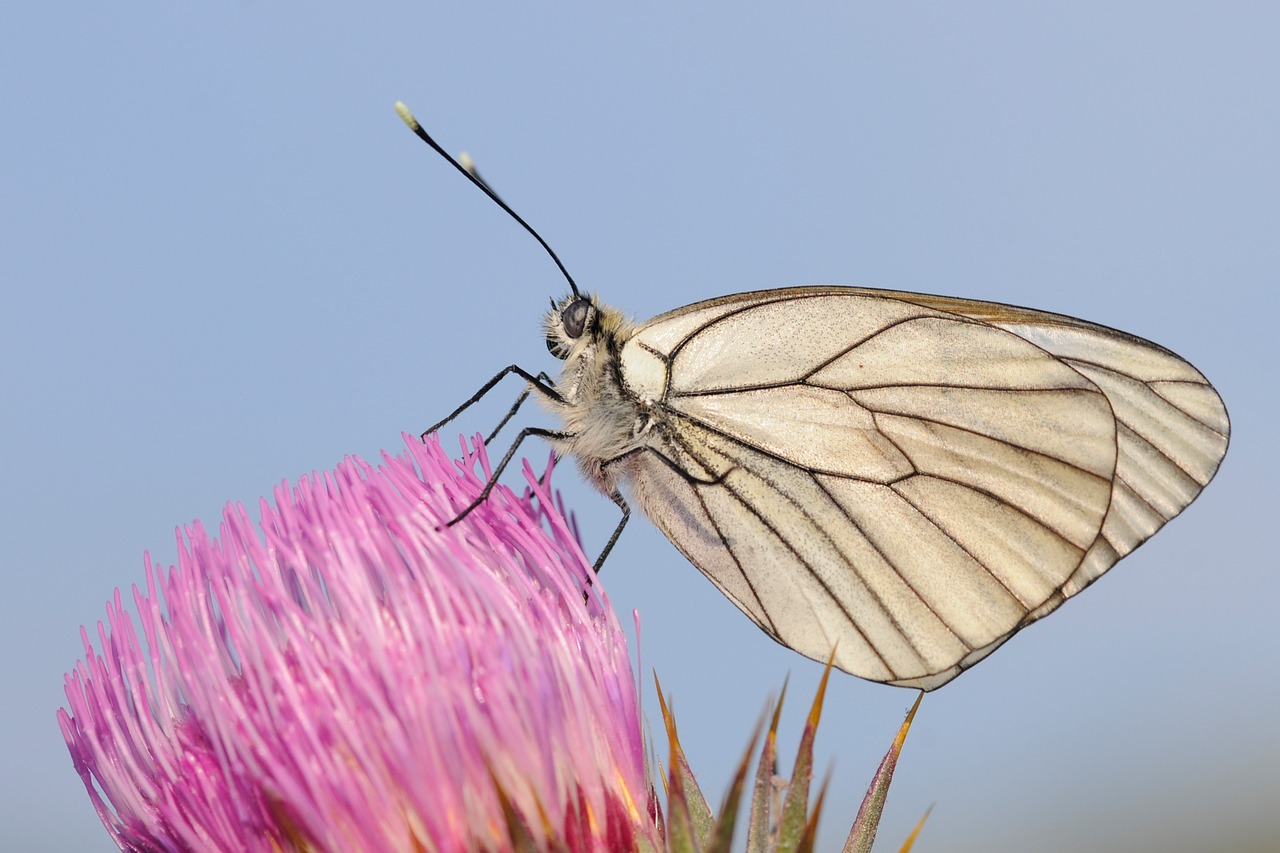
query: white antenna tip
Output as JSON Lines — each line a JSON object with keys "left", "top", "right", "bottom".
{"left": 458, "top": 151, "right": 476, "bottom": 174}
{"left": 393, "top": 101, "right": 420, "bottom": 130}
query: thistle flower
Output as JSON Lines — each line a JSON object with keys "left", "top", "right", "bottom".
{"left": 59, "top": 435, "right": 924, "bottom": 852}
{"left": 58, "top": 435, "right": 659, "bottom": 851}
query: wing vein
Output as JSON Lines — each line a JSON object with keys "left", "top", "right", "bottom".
{"left": 675, "top": 431, "right": 908, "bottom": 673}
{"left": 860, "top": 402, "right": 1114, "bottom": 482}
{"left": 888, "top": 481, "right": 1036, "bottom": 608}
{"left": 656, "top": 402, "right": 897, "bottom": 478}
{"left": 808, "top": 475, "right": 970, "bottom": 652}
{"left": 1149, "top": 381, "right": 1230, "bottom": 436}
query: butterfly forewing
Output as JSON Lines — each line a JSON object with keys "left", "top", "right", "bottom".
{"left": 900, "top": 293, "right": 1230, "bottom": 617}
{"left": 606, "top": 287, "right": 1228, "bottom": 689}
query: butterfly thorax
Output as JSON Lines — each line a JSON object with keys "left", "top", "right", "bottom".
{"left": 540, "top": 297, "right": 651, "bottom": 494}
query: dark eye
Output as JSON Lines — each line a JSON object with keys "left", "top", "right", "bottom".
{"left": 562, "top": 299, "right": 592, "bottom": 340}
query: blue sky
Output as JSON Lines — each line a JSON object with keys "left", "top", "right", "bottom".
{"left": 3, "top": 3, "right": 1277, "bottom": 850}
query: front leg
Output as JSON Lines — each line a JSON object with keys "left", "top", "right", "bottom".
{"left": 448, "top": 426, "right": 573, "bottom": 526}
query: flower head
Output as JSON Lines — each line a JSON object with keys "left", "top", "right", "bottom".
{"left": 59, "top": 435, "right": 657, "bottom": 851}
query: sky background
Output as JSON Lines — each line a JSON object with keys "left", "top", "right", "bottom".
{"left": 3, "top": 3, "right": 1277, "bottom": 851}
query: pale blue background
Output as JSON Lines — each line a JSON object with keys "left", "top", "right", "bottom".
{"left": 3, "top": 4, "right": 1277, "bottom": 851}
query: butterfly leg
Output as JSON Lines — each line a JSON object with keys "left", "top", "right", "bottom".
{"left": 485, "top": 371, "right": 554, "bottom": 444}
{"left": 592, "top": 491, "right": 631, "bottom": 574}
{"left": 446, "top": 425, "right": 572, "bottom": 527}
{"left": 421, "top": 365, "right": 563, "bottom": 441}
{"left": 586, "top": 446, "right": 727, "bottom": 574}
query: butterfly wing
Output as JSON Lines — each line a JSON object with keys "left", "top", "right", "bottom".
{"left": 887, "top": 290, "right": 1230, "bottom": 620}
{"left": 614, "top": 287, "right": 1228, "bottom": 689}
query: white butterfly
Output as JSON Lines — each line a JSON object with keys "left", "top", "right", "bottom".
{"left": 538, "top": 287, "right": 1228, "bottom": 689}
{"left": 398, "top": 104, "right": 1230, "bottom": 690}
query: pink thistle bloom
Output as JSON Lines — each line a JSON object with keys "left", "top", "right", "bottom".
{"left": 58, "top": 435, "right": 658, "bottom": 852}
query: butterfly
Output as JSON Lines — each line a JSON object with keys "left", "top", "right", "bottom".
{"left": 397, "top": 103, "right": 1230, "bottom": 690}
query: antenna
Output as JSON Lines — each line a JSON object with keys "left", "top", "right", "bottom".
{"left": 394, "top": 101, "right": 580, "bottom": 298}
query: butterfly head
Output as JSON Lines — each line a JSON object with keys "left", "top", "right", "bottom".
{"left": 544, "top": 293, "right": 599, "bottom": 360}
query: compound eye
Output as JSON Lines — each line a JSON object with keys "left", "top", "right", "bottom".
{"left": 561, "top": 299, "right": 592, "bottom": 340}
